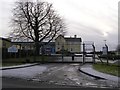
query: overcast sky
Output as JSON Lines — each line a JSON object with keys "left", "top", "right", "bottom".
{"left": 0, "top": 0, "right": 119, "bottom": 51}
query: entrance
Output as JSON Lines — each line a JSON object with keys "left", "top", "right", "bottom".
{"left": 82, "top": 41, "right": 95, "bottom": 64}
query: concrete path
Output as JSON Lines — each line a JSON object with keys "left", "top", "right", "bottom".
{"left": 80, "top": 64, "right": 120, "bottom": 82}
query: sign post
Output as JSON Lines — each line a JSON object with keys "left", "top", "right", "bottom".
{"left": 102, "top": 44, "right": 109, "bottom": 65}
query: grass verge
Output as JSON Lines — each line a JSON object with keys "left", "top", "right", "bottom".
{"left": 93, "top": 63, "right": 120, "bottom": 77}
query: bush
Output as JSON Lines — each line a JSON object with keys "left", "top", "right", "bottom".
{"left": 26, "top": 59, "right": 30, "bottom": 63}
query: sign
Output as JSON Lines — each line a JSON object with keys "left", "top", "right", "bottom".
{"left": 102, "top": 47, "right": 107, "bottom": 55}
{"left": 8, "top": 45, "right": 18, "bottom": 53}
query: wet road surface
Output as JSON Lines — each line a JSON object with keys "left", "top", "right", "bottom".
{"left": 2, "top": 63, "right": 119, "bottom": 88}
{"left": 2, "top": 77, "right": 80, "bottom": 88}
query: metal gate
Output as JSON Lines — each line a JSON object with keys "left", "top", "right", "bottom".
{"left": 39, "top": 41, "right": 96, "bottom": 63}
{"left": 82, "top": 41, "right": 95, "bottom": 64}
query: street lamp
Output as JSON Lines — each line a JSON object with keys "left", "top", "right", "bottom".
{"left": 104, "top": 40, "right": 106, "bottom": 45}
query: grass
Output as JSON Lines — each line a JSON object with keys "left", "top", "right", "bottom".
{"left": 2, "top": 55, "right": 58, "bottom": 67}
{"left": 93, "top": 63, "right": 120, "bottom": 77}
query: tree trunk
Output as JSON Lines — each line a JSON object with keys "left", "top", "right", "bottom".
{"left": 35, "top": 42, "right": 40, "bottom": 56}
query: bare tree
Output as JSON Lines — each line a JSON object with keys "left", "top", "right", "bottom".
{"left": 10, "top": 1, "right": 65, "bottom": 55}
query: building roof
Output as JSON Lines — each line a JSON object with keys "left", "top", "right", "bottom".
{"left": 55, "top": 35, "right": 82, "bottom": 42}
{"left": 12, "top": 42, "right": 34, "bottom": 44}
{"left": 0, "top": 37, "right": 11, "bottom": 42}
{"left": 55, "top": 34, "right": 64, "bottom": 40}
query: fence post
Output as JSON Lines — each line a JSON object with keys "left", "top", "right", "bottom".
{"left": 105, "top": 44, "right": 109, "bottom": 65}
{"left": 62, "top": 45, "right": 64, "bottom": 62}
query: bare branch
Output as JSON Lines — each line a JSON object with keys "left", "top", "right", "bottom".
{"left": 10, "top": 1, "right": 66, "bottom": 55}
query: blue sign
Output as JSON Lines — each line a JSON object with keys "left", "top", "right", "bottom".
{"left": 8, "top": 45, "right": 18, "bottom": 53}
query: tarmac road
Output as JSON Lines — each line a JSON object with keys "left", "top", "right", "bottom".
{"left": 2, "top": 77, "right": 79, "bottom": 88}
{"left": 2, "top": 77, "right": 119, "bottom": 90}
{"left": 1, "top": 63, "right": 119, "bottom": 89}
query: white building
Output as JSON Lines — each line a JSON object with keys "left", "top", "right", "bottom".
{"left": 55, "top": 35, "right": 82, "bottom": 53}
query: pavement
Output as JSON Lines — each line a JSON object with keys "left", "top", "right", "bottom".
{"left": 1, "top": 64, "right": 48, "bottom": 79}
{"left": 79, "top": 64, "right": 120, "bottom": 82}
{"left": 0, "top": 63, "right": 39, "bottom": 70}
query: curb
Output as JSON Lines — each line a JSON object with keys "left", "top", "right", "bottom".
{"left": 1, "top": 63, "right": 40, "bottom": 70}
{"left": 78, "top": 67, "right": 106, "bottom": 80}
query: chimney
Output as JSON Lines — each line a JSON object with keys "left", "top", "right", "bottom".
{"left": 74, "top": 35, "right": 77, "bottom": 38}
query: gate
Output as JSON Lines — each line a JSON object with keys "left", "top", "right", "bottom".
{"left": 39, "top": 41, "right": 96, "bottom": 63}
{"left": 82, "top": 41, "right": 95, "bottom": 64}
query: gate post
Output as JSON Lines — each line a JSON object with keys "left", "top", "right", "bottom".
{"left": 83, "top": 43, "right": 85, "bottom": 64}
{"left": 72, "top": 53, "right": 74, "bottom": 61}
{"left": 92, "top": 44, "right": 95, "bottom": 64}
{"left": 41, "top": 44, "right": 45, "bottom": 63}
